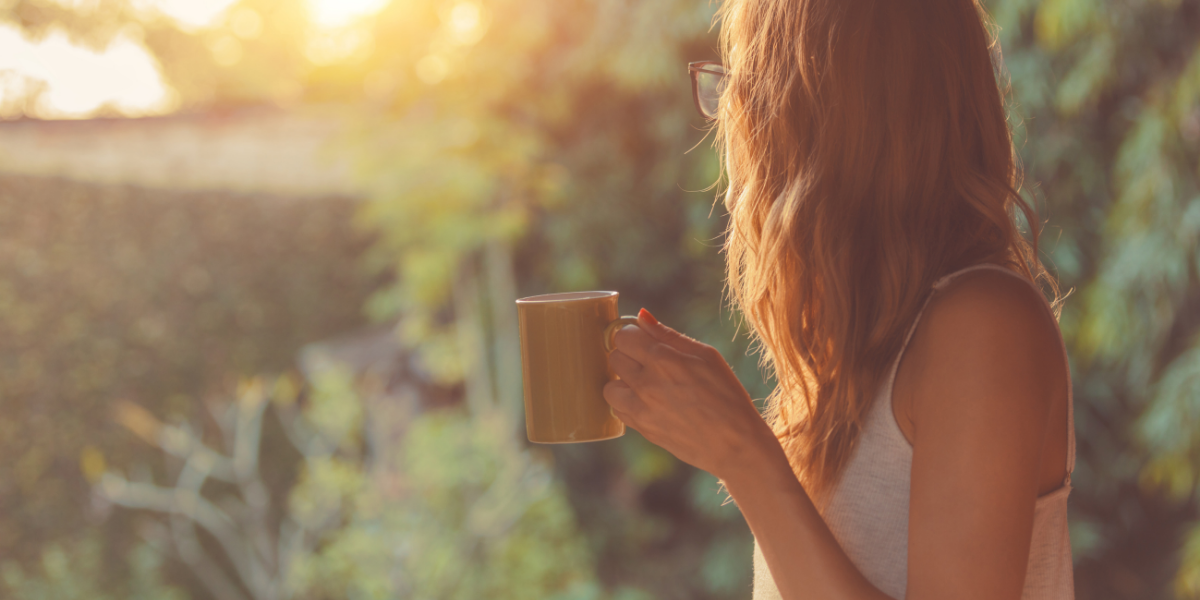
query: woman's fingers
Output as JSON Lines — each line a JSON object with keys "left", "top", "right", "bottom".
{"left": 612, "top": 323, "right": 658, "bottom": 363}
{"left": 636, "top": 308, "right": 712, "bottom": 358}
{"left": 603, "top": 379, "right": 644, "bottom": 425}
{"left": 612, "top": 309, "right": 715, "bottom": 369}
{"left": 607, "top": 349, "right": 645, "bottom": 384}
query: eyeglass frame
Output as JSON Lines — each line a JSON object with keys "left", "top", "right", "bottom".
{"left": 688, "top": 61, "right": 727, "bottom": 121}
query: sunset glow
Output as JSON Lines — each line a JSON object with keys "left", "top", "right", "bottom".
{"left": 0, "top": 0, "right": 395, "bottom": 118}
{"left": 133, "top": 0, "right": 239, "bottom": 30}
{"left": 307, "top": 0, "right": 390, "bottom": 29}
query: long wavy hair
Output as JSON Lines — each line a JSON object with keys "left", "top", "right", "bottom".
{"left": 715, "top": 0, "right": 1061, "bottom": 497}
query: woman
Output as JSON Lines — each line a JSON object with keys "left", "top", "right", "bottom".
{"left": 602, "top": 0, "right": 1074, "bottom": 599}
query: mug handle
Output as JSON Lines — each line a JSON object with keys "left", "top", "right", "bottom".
{"left": 603, "top": 316, "right": 641, "bottom": 353}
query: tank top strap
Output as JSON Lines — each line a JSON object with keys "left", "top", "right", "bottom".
{"left": 895, "top": 263, "right": 1076, "bottom": 486}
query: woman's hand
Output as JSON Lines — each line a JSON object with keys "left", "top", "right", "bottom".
{"left": 603, "top": 308, "right": 779, "bottom": 480}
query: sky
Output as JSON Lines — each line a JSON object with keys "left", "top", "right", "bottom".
{"left": 0, "top": 0, "right": 390, "bottom": 118}
{"left": 0, "top": 24, "right": 172, "bottom": 118}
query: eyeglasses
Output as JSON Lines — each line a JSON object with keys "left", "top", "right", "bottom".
{"left": 688, "top": 61, "right": 727, "bottom": 121}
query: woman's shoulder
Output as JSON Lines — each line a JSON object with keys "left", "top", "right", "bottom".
{"left": 919, "top": 265, "right": 1064, "bottom": 382}
{"left": 925, "top": 265, "right": 1058, "bottom": 338}
{"left": 893, "top": 264, "right": 1068, "bottom": 443}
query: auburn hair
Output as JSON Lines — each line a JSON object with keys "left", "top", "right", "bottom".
{"left": 715, "top": 0, "right": 1061, "bottom": 497}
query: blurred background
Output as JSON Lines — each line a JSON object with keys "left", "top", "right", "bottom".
{"left": 0, "top": 0, "right": 1198, "bottom": 598}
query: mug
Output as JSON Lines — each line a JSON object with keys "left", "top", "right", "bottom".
{"left": 515, "top": 290, "right": 637, "bottom": 443}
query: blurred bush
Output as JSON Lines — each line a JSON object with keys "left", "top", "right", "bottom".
{"left": 98, "top": 367, "right": 618, "bottom": 600}
{"left": 0, "top": 175, "right": 377, "bottom": 576}
{"left": 2, "top": 535, "right": 188, "bottom": 600}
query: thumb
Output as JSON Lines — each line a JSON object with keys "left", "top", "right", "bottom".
{"left": 637, "top": 308, "right": 703, "bottom": 354}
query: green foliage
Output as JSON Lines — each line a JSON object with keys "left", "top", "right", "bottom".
{"left": 304, "top": 367, "right": 367, "bottom": 452}
{"left": 1, "top": 536, "right": 189, "bottom": 600}
{"left": 1178, "top": 524, "right": 1200, "bottom": 597}
{"left": 145, "top": 0, "right": 312, "bottom": 109}
{"left": 700, "top": 531, "right": 754, "bottom": 597}
{"left": 0, "top": 175, "right": 376, "bottom": 582}
{"left": 97, "top": 363, "right": 610, "bottom": 600}
{"left": 290, "top": 407, "right": 601, "bottom": 600}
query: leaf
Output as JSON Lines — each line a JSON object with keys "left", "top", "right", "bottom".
{"left": 700, "top": 531, "right": 753, "bottom": 594}
{"left": 1177, "top": 522, "right": 1200, "bottom": 597}
{"left": 1054, "top": 34, "right": 1114, "bottom": 116}
{"left": 1139, "top": 344, "right": 1200, "bottom": 455}
{"left": 1033, "top": 0, "right": 1099, "bottom": 51}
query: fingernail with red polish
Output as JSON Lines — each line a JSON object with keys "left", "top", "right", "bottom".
{"left": 639, "top": 308, "right": 659, "bottom": 325}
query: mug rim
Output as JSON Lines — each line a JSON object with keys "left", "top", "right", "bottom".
{"left": 516, "top": 290, "right": 617, "bottom": 304}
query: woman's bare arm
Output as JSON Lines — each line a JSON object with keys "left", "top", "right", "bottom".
{"left": 902, "top": 271, "right": 1067, "bottom": 599}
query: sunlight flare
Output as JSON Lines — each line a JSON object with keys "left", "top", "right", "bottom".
{"left": 308, "top": 0, "right": 390, "bottom": 29}
{"left": 0, "top": 24, "right": 173, "bottom": 118}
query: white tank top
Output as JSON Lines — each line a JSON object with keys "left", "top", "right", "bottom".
{"left": 752, "top": 263, "right": 1076, "bottom": 599}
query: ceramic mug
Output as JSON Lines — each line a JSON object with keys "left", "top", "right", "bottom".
{"left": 516, "top": 291, "right": 636, "bottom": 443}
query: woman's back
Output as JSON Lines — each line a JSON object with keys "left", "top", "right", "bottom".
{"left": 751, "top": 263, "right": 1075, "bottom": 599}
